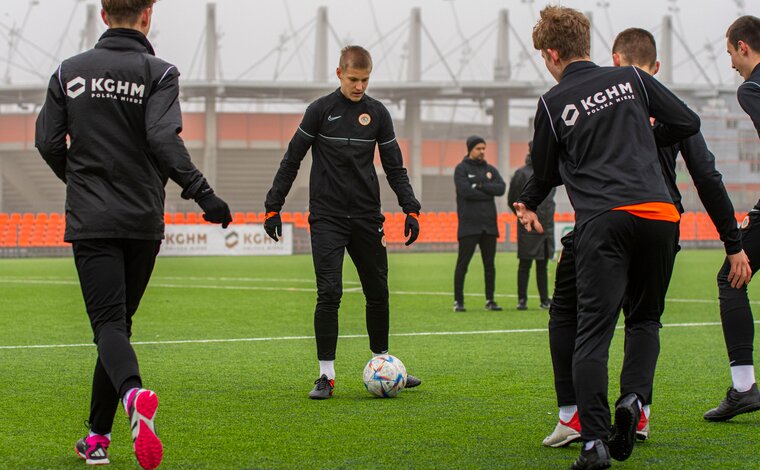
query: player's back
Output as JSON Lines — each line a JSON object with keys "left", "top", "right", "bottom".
{"left": 540, "top": 62, "right": 681, "bottom": 225}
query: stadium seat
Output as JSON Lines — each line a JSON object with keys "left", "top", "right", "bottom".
{"left": 186, "top": 212, "right": 199, "bottom": 224}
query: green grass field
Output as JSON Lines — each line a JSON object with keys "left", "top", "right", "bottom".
{"left": 1, "top": 250, "right": 759, "bottom": 469}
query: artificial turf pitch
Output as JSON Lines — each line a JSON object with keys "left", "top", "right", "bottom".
{"left": 1, "top": 250, "right": 758, "bottom": 469}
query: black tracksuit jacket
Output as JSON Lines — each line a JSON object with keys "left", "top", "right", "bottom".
{"left": 453, "top": 157, "right": 505, "bottom": 239}
{"left": 519, "top": 65, "right": 740, "bottom": 254}
{"left": 656, "top": 130, "right": 742, "bottom": 254}
{"left": 265, "top": 89, "right": 420, "bottom": 217}
{"left": 738, "top": 63, "right": 760, "bottom": 211}
{"left": 35, "top": 29, "right": 207, "bottom": 241}
{"left": 528, "top": 61, "right": 700, "bottom": 228}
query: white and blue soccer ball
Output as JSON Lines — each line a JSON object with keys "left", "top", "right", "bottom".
{"left": 362, "top": 354, "right": 407, "bottom": 398}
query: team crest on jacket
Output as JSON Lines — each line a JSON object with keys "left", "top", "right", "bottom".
{"left": 358, "top": 113, "right": 371, "bottom": 126}
{"left": 741, "top": 215, "right": 750, "bottom": 229}
{"left": 486, "top": 171, "right": 492, "bottom": 180}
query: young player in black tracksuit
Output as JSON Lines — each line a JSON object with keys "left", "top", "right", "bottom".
{"left": 507, "top": 146, "right": 556, "bottom": 311}
{"left": 530, "top": 28, "right": 752, "bottom": 450}
{"left": 34, "top": 1, "right": 232, "bottom": 468}
{"left": 703, "top": 15, "right": 760, "bottom": 421}
{"left": 452, "top": 136, "right": 506, "bottom": 312}
{"left": 517, "top": 9, "right": 701, "bottom": 468}
{"left": 264, "top": 46, "right": 422, "bottom": 399}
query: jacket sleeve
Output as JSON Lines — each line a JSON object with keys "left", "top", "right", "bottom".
{"left": 529, "top": 97, "right": 564, "bottom": 195}
{"left": 634, "top": 67, "right": 701, "bottom": 146}
{"left": 264, "top": 102, "right": 320, "bottom": 213}
{"left": 680, "top": 132, "right": 742, "bottom": 254}
{"left": 455, "top": 163, "right": 492, "bottom": 201}
{"left": 506, "top": 170, "right": 524, "bottom": 213}
{"left": 145, "top": 67, "right": 207, "bottom": 199}
{"left": 480, "top": 165, "right": 506, "bottom": 196}
{"left": 377, "top": 105, "right": 421, "bottom": 214}
{"left": 737, "top": 81, "right": 760, "bottom": 138}
{"left": 515, "top": 174, "right": 556, "bottom": 213}
{"left": 34, "top": 71, "right": 68, "bottom": 183}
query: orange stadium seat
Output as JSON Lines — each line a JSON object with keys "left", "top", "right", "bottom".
{"left": 186, "top": 212, "right": 199, "bottom": 224}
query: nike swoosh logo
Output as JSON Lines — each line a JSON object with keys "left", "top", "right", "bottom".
{"left": 378, "top": 227, "right": 383, "bottom": 232}
{"left": 327, "top": 115, "right": 342, "bottom": 122}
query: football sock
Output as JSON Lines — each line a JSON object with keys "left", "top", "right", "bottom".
{"left": 122, "top": 387, "right": 139, "bottom": 413}
{"left": 731, "top": 365, "right": 756, "bottom": 392}
{"left": 319, "top": 360, "right": 335, "bottom": 380}
{"left": 372, "top": 351, "right": 388, "bottom": 357}
{"left": 89, "top": 431, "right": 111, "bottom": 441}
{"left": 559, "top": 405, "right": 577, "bottom": 422}
{"left": 642, "top": 404, "right": 650, "bottom": 419}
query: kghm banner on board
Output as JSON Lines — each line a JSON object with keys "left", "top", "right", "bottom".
{"left": 161, "top": 224, "right": 293, "bottom": 256}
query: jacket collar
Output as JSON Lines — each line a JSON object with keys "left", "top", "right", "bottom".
{"left": 749, "top": 62, "right": 760, "bottom": 82}
{"left": 561, "top": 60, "right": 597, "bottom": 80}
{"left": 95, "top": 28, "right": 155, "bottom": 56}
{"left": 333, "top": 87, "right": 366, "bottom": 104}
{"left": 463, "top": 156, "right": 486, "bottom": 166}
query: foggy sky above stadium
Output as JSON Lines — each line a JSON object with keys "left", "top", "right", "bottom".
{"left": 0, "top": 0, "right": 754, "bottom": 87}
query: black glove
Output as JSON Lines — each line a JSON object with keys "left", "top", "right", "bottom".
{"left": 404, "top": 213, "right": 420, "bottom": 246}
{"left": 264, "top": 212, "right": 282, "bottom": 241}
{"left": 196, "top": 192, "right": 232, "bottom": 228}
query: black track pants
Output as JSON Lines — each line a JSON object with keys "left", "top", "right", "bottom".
{"left": 717, "top": 210, "right": 759, "bottom": 367}
{"left": 453, "top": 232, "right": 497, "bottom": 304}
{"left": 73, "top": 238, "right": 160, "bottom": 435}
{"left": 572, "top": 211, "right": 678, "bottom": 441}
{"left": 309, "top": 215, "right": 389, "bottom": 361}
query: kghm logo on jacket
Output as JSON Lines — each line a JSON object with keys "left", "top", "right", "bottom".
{"left": 65, "top": 76, "right": 145, "bottom": 104}
{"left": 564, "top": 82, "right": 636, "bottom": 124}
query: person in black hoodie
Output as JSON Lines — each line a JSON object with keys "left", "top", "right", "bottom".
{"left": 452, "top": 136, "right": 506, "bottom": 312}
{"left": 35, "top": 1, "right": 231, "bottom": 468}
{"left": 264, "top": 45, "right": 422, "bottom": 399}
{"left": 516, "top": 6, "right": 701, "bottom": 468}
{"left": 507, "top": 142, "right": 556, "bottom": 311}
{"left": 702, "top": 14, "right": 760, "bottom": 422}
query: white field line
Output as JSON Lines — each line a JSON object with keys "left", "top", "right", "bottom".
{"left": 1, "top": 321, "right": 758, "bottom": 351}
{"left": 0, "top": 276, "right": 757, "bottom": 305}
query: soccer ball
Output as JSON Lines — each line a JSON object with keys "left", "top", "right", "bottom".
{"left": 362, "top": 354, "right": 407, "bottom": 398}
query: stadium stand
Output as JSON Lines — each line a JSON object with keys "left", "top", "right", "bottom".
{"left": 0, "top": 211, "right": 742, "bottom": 249}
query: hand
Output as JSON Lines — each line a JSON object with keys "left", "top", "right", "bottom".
{"left": 196, "top": 193, "right": 232, "bottom": 228}
{"left": 726, "top": 250, "right": 752, "bottom": 288}
{"left": 404, "top": 213, "right": 420, "bottom": 246}
{"left": 264, "top": 212, "right": 282, "bottom": 241}
{"left": 512, "top": 202, "right": 543, "bottom": 234}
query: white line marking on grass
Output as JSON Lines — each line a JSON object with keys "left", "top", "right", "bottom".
{"left": 2, "top": 321, "right": 758, "bottom": 350}
{"left": 1, "top": 277, "right": 757, "bottom": 305}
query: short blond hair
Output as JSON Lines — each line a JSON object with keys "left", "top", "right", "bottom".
{"left": 339, "top": 45, "right": 373, "bottom": 71}
{"left": 532, "top": 5, "right": 590, "bottom": 60}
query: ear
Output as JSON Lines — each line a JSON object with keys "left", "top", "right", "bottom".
{"left": 140, "top": 6, "right": 152, "bottom": 27}
{"left": 335, "top": 67, "right": 342, "bottom": 79}
{"left": 652, "top": 60, "right": 660, "bottom": 76}
{"left": 738, "top": 40, "right": 750, "bottom": 55}
{"left": 612, "top": 52, "right": 622, "bottom": 67}
{"left": 101, "top": 9, "right": 109, "bottom": 26}
{"left": 547, "top": 48, "right": 561, "bottom": 64}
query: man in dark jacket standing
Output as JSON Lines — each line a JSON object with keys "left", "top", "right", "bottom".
{"left": 35, "top": 1, "right": 231, "bottom": 468}
{"left": 508, "top": 143, "right": 556, "bottom": 310}
{"left": 453, "top": 136, "right": 506, "bottom": 312}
